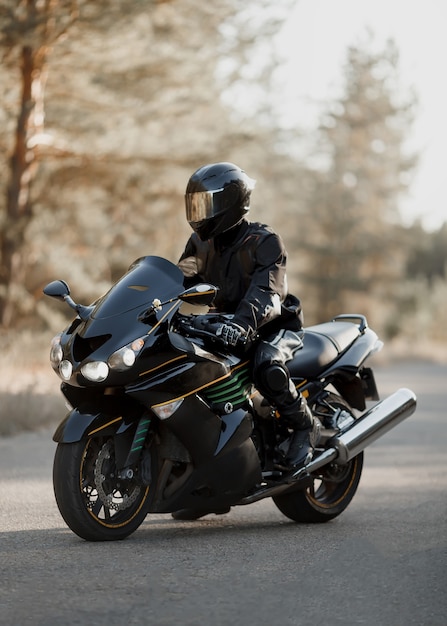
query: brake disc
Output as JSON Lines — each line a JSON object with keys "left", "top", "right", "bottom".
{"left": 94, "top": 441, "right": 140, "bottom": 511}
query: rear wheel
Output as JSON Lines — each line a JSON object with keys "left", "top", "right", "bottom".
{"left": 273, "top": 393, "right": 363, "bottom": 523}
{"left": 273, "top": 451, "right": 363, "bottom": 523}
{"left": 53, "top": 437, "right": 155, "bottom": 541}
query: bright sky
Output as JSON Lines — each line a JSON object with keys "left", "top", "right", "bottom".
{"left": 274, "top": 0, "right": 447, "bottom": 231}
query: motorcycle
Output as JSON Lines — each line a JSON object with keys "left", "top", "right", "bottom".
{"left": 44, "top": 255, "right": 417, "bottom": 541}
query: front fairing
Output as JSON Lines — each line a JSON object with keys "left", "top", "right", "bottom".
{"left": 88, "top": 256, "right": 183, "bottom": 322}
{"left": 56, "top": 256, "right": 185, "bottom": 387}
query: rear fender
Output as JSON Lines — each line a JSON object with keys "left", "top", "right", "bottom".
{"left": 330, "top": 372, "right": 367, "bottom": 410}
{"left": 317, "top": 329, "right": 382, "bottom": 410}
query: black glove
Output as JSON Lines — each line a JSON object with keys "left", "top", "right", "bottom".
{"left": 179, "top": 315, "right": 250, "bottom": 349}
{"left": 213, "top": 321, "right": 247, "bottom": 347}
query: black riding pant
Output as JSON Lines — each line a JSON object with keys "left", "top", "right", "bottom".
{"left": 251, "top": 329, "right": 308, "bottom": 429}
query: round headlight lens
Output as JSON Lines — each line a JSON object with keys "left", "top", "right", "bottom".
{"left": 59, "top": 360, "right": 73, "bottom": 381}
{"left": 109, "top": 338, "right": 145, "bottom": 371}
{"left": 50, "top": 335, "right": 63, "bottom": 367}
{"left": 81, "top": 361, "right": 109, "bottom": 382}
{"left": 122, "top": 348, "right": 136, "bottom": 367}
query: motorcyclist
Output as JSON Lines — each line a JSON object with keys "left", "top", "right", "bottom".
{"left": 174, "top": 162, "right": 319, "bottom": 520}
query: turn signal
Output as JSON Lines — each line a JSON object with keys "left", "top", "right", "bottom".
{"left": 152, "top": 399, "right": 184, "bottom": 420}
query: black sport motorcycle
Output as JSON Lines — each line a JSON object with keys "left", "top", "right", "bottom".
{"left": 44, "top": 255, "right": 417, "bottom": 541}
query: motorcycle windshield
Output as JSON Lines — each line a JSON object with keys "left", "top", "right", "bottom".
{"left": 91, "top": 256, "right": 184, "bottom": 319}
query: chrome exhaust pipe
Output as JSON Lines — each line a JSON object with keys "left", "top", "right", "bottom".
{"left": 239, "top": 388, "right": 417, "bottom": 502}
{"left": 303, "top": 387, "right": 417, "bottom": 474}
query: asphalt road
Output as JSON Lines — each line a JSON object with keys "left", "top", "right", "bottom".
{"left": 1, "top": 362, "right": 446, "bottom": 626}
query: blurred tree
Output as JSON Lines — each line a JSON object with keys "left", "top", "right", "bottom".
{"left": 0, "top": 0, "right": 296, "bottom": 329}
{"left": 386, "top": 220, "right": 447, "bottom": 342}
{"left": 0, "top": 0, "right": 80, "bottom": 326}
{"left": 296, "top": 36, "right": 417, "bottom": 326}
{"left": 405, "top": 221, "right": 447, "bottom": 284}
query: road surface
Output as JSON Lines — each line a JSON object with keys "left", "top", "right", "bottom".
{"left": 0, "top": 362, "right": 446, "bottom": 625}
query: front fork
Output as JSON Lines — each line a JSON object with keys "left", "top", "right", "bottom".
{"left": 113, "top": 414, "right": 152, "bottom": 480}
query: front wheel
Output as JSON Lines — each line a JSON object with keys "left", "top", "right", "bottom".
{"left": 273, "top": 452, "right": 364, "bottom": 523}
{"left": 53, "top": 437, "right": 155, "bottom": 541}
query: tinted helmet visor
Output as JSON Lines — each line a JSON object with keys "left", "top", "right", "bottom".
{"left": 185, "top": 184, "right": 241, "bottom": 222}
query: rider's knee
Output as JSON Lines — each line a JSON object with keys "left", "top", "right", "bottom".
{"left": 256, "top": 363, "right": 290, "bottom": 395}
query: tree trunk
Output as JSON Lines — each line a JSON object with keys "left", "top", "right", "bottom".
{"left": 0, "top": 46, "right": 45, "bottom": 327}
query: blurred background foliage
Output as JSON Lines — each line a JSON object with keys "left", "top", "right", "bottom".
{"left": 1, "top": 0, "right": 446, "bottom": 353}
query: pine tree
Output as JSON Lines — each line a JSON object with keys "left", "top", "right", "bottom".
{"left": 299, "top": 37, "right": 417, "bottom": 326}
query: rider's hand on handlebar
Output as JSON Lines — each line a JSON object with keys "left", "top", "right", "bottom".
{"left": 182, "top": 315, "right": 248, "bottom": 349}
{"left": 209, "top": 321, "right": 247, "bottom": 347}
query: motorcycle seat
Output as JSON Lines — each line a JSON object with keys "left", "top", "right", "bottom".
{"left": 288, "top": 322, "right": 361, "bottom": 378}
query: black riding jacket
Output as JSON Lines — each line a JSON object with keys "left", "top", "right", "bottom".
{"left": 178, "top": 219, "right": 302, "bottom": 337}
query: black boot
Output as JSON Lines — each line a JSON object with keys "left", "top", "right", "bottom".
{"left": 285, "top": 402, "right": 320, "bottom": 468}
{"left": 286, "top": 420, "right": 320, "bottom": 468}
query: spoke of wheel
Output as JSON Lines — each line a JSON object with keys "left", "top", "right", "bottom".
{"left": 91, "top": 497, "right": 104, "bottom": 518}
{"left": 103, "top": 506, "right": 113, "bottom": 521}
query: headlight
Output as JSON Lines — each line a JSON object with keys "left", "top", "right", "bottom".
{"left": 81, "top": 361, "right": 109, "bottom": 382}
{"left": 59, "top": 360, "right": 73, "bottom": 381}
{"left": 50, "top": 334, "right": 63, "bottom": 367}
{"left": 108, "top": 337, "right": 145, "bottom": 371}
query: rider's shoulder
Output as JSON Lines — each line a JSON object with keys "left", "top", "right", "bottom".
{"left": 246, "top": 221, "right": 278, "bottom": 238}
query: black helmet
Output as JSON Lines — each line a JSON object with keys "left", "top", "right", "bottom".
{"left": 185, "top": 162, "right": 256, "bottom": 240}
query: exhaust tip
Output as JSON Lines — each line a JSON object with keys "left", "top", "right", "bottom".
{"left": 331, "top": 387, "right": 417, "bottom": 465}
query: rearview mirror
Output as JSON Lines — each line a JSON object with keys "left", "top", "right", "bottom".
{"left": 178, "top": 284, "right": 218, "bottom": 307}
{"left": 43, "top": 280, "right": 70, "bottom": 300}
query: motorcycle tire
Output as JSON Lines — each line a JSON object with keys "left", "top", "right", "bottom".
{"left": 53, "top": 437, "right": 155, "bottom": 541}
{"left": 273, "top": 394, "right": 363, "bottom": 523}
{"left": 272, "top": 451, "right": 363, "bottom": 523}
